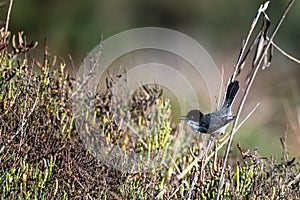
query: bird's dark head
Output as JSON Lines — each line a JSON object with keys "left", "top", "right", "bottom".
{"left": 181, "top": 109, "right": 204, "bottom": 122}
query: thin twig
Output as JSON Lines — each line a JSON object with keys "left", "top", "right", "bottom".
{"left": 0, "top": 82, "right": 39, "bottom": 155}
{"left": 4, "top": 0, "right": 13, "bottom": 44}
{"left": 186, "top": 134, "right": 215, "bottom": 199}
{"left": 231, "top": 1, "right": 270, "bottom": 81}
{"left": 288, "top": 172, "right": 300, "bottom": 187}
{"left": 127, "top": 125, "right": 148, "bottom": 149}
{"left": 217, "top": 66, "right": 225, "bottom": 108}
{"left": 186, "top": 166, "right": 199, "bottom": 200}
{"left": 70, "top": 49, "right": 102, "bottom": 99}
{"left": 271, "top": 40, "right": 300, "bottom": 64}
{"left": 168, "top": 182, "right": 187, "bottom": 200}
{"left": 280, "top": 126, "right": 289, "bottom": 163}
{"left": 216, "top": 1, "right": 295, "bottom": 199}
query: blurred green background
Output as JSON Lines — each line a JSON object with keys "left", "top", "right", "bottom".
{"left": 5, "top": 0, "right": 300, "bottom": 158}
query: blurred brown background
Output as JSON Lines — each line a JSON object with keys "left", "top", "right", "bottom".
{"left": 5, "top": 0, "right": 300, "bottom": 157}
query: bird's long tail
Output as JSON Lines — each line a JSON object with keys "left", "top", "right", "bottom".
{"left": 222, "top": 80, "right": 239, "bottom": 108}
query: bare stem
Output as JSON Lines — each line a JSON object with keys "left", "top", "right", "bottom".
{"left": 4, "top": 0, "right": 13, "bottom": 44}
{"left": 216, "top": 1, "right": 295, "bottom": 199}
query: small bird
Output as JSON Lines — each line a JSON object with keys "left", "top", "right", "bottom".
{"left": 181, "top": 80, "right": 239, "bottom": 135}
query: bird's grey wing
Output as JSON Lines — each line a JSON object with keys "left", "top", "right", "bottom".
{"left": 198, "top": 115, "right": 210, "bottom": 133}
{"left": 208, "top": 115, "right": 234, "bottom": 133}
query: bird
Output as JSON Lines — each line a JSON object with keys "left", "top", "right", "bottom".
{"left": 181, "top": 80, "right": 239, "bottom": 135}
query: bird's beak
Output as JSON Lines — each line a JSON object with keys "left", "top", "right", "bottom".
{"left": 180, "top": 116, "right": 186, "bottom": 120}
